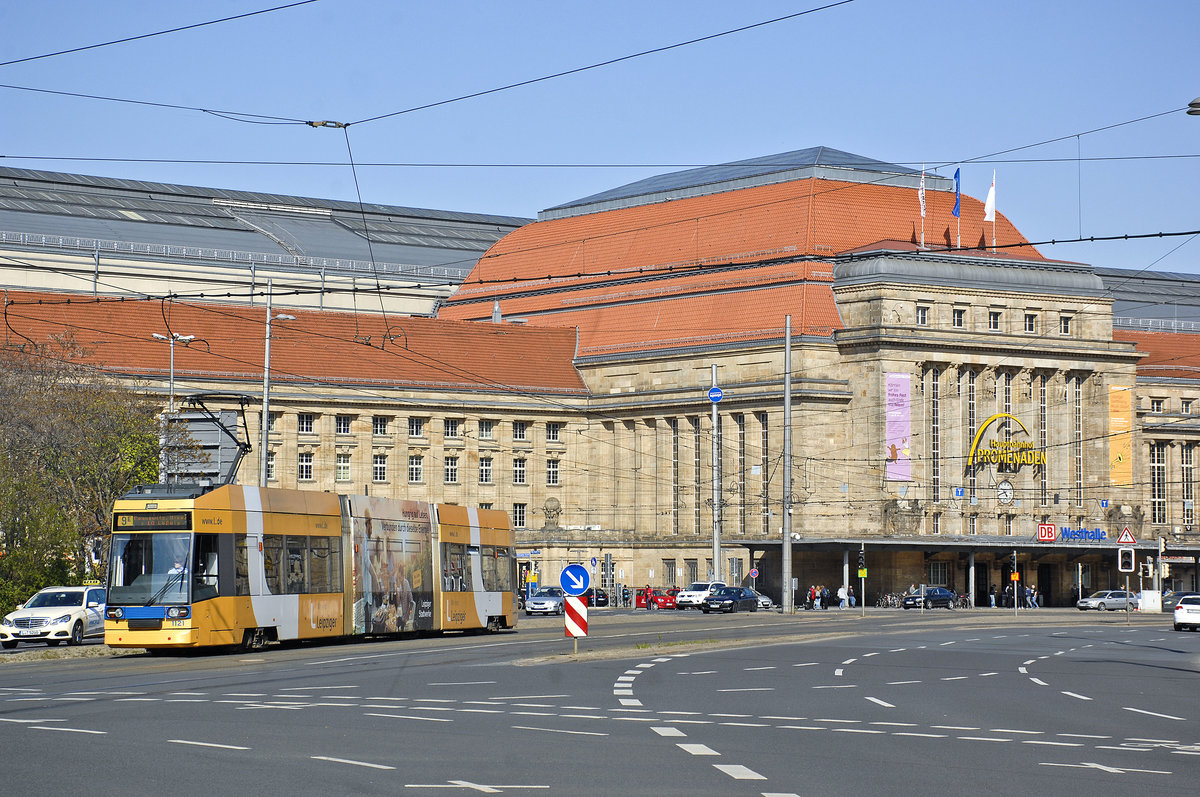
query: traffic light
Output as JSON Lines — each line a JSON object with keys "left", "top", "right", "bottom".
{"left": 1118, "top": 547, "right": 1135, "bottom": 573}
{"left": 857, "top": 549, "right": 866, "bottom": 569}
{"left": 1140, "top": 561, "right": 1153, "bottom": 579}
{"left": 1159, "top": 536, "right": 1168, "bottom": 556}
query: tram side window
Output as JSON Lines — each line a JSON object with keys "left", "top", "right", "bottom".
{"left": 496, "top": 547, "right": 512, "bottom": 592}
{"left": 482, "top": 546, "right": 499, "bottom": 591}
{"left": 441, "top": 543, "right": 470, "bottom": 592}
{"left": 192, "top": 533, "right": 220, "bottom": 601}
{"left": 308, "top": 537, "right": 342, "bottom": 593}
{"left": 264, "top": 535, "right": 284, "bottom": 595}
{"left": 235, "top": 536, "right": 250, "bottom": 596}
{"left": 286, "top": 536, "right": 307, "bottom": 594}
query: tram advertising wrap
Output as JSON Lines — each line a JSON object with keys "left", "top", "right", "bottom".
{"left": 105, "top": 484, "right": 515, "bottom": 651}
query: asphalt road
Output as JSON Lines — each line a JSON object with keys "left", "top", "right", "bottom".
{"left": 1, "top": 608, "right": 1196, "bottom": 796}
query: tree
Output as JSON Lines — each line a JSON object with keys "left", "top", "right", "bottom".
{"left": 0, "top": 339, "right": 167, "bottom": 614}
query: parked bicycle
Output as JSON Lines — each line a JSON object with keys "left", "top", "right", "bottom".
{"left": 875, "top": 592, "right": 904, "bottom": 608}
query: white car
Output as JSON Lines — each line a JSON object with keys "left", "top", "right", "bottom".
{"left": 675, "top": 581, "right": 726, "bottom": 610}
{"left": 0, "top": 586, "right": 106, "bottom": 649}
{"left": 525, "top": 587, "right": 565, "bottom": 616}
{"left": 752, "top": 590, "right": 774, "bottom": 610}
{"left": 1173, "top": 595, "right": 1200, "bottom": 631}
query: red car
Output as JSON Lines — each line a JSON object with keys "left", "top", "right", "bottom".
{"left": 636, "top": 587, "right": 677, "bottom": 609}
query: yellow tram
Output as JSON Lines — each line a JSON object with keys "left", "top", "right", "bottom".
{"left": 104, "top": 484, "right": 516, "bottom": 650}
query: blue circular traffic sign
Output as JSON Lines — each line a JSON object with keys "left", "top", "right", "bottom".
{"left": 708, "top": 387, "right": 724, "bottom": 403}
{"left": 560, "top": 563, "right": 591, "bottom": 596}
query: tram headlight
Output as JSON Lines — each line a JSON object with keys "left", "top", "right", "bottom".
{"left": 106, "top": 607, "right": 124, "bottom": 620}
{"left": 166, "top": 607, "right": 190, "bottom": 619}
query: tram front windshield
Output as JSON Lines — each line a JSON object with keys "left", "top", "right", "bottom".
{"left": 107, "top": 532, "right": 191, "bottom": 605}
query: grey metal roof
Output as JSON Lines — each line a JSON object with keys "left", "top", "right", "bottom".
{"left": 0, "top": 166, "right": 531, "bottom": 280}
{"left": 540, "top": 146, "right": 948, "bottom": 221}
{"left": 1099, "top": 266, "right": 1200, "bottom": 329}
{"left": 834, "top": 252, "right": 1106, "bottom": 296}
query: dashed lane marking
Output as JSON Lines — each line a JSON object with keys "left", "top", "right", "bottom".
{"left": 1062, "top": 691, "right": 1092, "bottom": 701}
{"left": 865, "top": 697, "right": 894, "bottom": 708}
{"left": 311, "top": 756, "right": 394, "bottom": 770}
{"left": 1123, "top": 707, "right": 1186, "bottom": 721}
{"left": 31, "top": 726, "right": 105, "bottom": 734}
{"left": 652, "top": 727, "right": 686, "bottom": 737}
{"left": 169, "top": 739, "right": 250, "bottom": 750}
{"left": 713, "top": 764, "right": 766, "bottom": 780}
{"left": 365, "top": 712, "right": 453, "bottom": 722}
{"left": 512, "top": 725, "right": 607, "bottom": 736}
{"left": 678, "top": 743, "right": 720, "bottom": 756}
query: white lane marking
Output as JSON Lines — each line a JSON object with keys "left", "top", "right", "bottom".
{"left": 958, "top": 736, "right": 1012, "bottom": 743}
{"left": 1030, "top": 678, "right": 1048, "bottom": 686}
{"left": 636, "top": 663, "right": 655, "bottom": 668}
{"left": 793, "top": 662, "right": 818, "bottom": 667}
{"left": 616, "top": 676, "right": 635, "bottom": 682}
{"left": 762, "top": 716, "right": 807, "bottom": 721}
{"left": 834, "top": 728, "right": 885, "bottom": 734}
{"left": 168, "top": 692, "right": 208, "bottom": 696}
{"left": 894, "top": 732, "right": 948, "bottom": 738}
{"left": 780, "top": 725, "right": 826, "bottom": 730}
{"left": 32, "top": 726, "right": 105, "bottom": 735}
{"left": 842, "top": 658, "right": 857, "bottom": 665}
{"left": 1022, "top": 660, "right": 1036, "bottom": 666}
{"left": 718, "top": 688, "right": 774, "bottom": 693}
{"left": 312, "top": 756, "right": 394, "bottom": 770}
{"left": 939, "top": 641, "right": 955, "bottom": 646}
{"left": 223, "top": 693, "right": 267, "bottom": 697}
{"left": 678, "top": 743, "right": 720, "bottom": 756}
{"left": 116, "top": 698, "right": 161, "bottom": 702}
{"left": 1018, "top": 667, "right": 1028, "bottom": 674}
{"left": 166, "top": 699, "right": 207, "bottom": 703}
{"left": 169, "top": 739, "right": 250, "bottom": 750}
{"left": 457, "top": 709, "right": 503, "bottom": 715}
{"left": 1062, "top": 691, "right": 1092, "bottom": 701}
{"left": 653, "top": 727, "right": 686, "bottom": 737}
{"left": 713, "top": 764, "right": 766, "bottom": 780}
{"left": 366, "top": 711, "right": 452, "bottom": 722}
{"left": 491, "top": 695, "right": 569, "bottom": 701}
{"left": 1024, "top": 740, "right": 1082, "bottom": 747}
{"left": 887, "top": 680, "right": 921, "bottom": 685}
{"left": 560, "top": 714, "right": 606, "bottom": 720}
{"left": 871, "top": 721, "right": 916, "bottom": 727}
{"left": 1127, "top": 737, "right": 1179, "bottom": 743}
{"left": 1059, "top": 733, "right": 1111, "bottom": 739}
{"left": 991, "top": 729, "right": 1042, "bottom": 735}
{"left": 0, "top": 718, "right": 64, "bottom": 724}
{"left": 510, "top": 712, "right": 555, "bottom": 717}
{"left": 834, "top": 669, "right": 844, "bottom": 677}
{"left": 720, "top": 722, "right": 768, "bottom": 728}
{"left": 762, "top": 793, "right": 802, "bottom": 797}
{"left": 1040, "top": 762, "right": 1171, "bottom": 775}
{"left": 863, "top": 652, "right": 879, "bottom": 657}
{"left": 890, "top": 648, "right": 906, "bottom": 652}
{"left": 513, "top": 725, "right": 607, "bottom": 736}
{"left": 941, "top": 677, "right": 968, "bottom": 681}
{"left": 709, "top": 713, "right": 752, "bottom": 718}
{"left": 865, "top": 697, "right": 894, "bottom": 708}
{"left": 933, "top": 725, "right": 979, "bottom": 730}
{"left": 812, "top": 685, "right": 857, "bottom": 689}
{"left": 1123, "top": 707, "right": 1186, "bottom": 721}
{"left": 744, "top": 666, "right": 776, "bottom": 671}
{"left": 660, "top": 711, "right": 702, "bottom": 715}
{"left": 815, "top": 718, "right": 860, "bottom": 724}
{"left": 979, "top": 672, "right": 998, "bottom": 677}
{"left": 619, "top": 698, "right": 643, "bottom": 706}
{"left": 613, "top": 690, "right": 634, "bottom": 696}
{"left": 1096, "top": 745, "right": 1152, "bottom": 753}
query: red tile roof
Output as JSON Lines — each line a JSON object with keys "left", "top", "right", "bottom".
{"left": 441, "top": 176, "right": 1039, "bottom": 354}
{"left": 1113, "top": 328, "right": 1200, "bottom": 378}
{"left": 1, "top": 290, "right": 587, "bottom": 394}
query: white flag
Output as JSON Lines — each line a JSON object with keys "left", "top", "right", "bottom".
{"left": 918, "top": 166, "right": 926, "bottom": 218}
{"left": 983, "top": 170, "right": 996, "bottom": 222}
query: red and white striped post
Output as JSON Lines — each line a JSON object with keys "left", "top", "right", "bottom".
{"left": 565, "top": 596, "right": 587, "bottom": 654}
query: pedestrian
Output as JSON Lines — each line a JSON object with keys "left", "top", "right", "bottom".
{"left": 645, "top": 584, "right": 653, "bottom": 610}
{"left": 820, "top": 585, "right": 830, "bottom": 609}
{"left": 847, "top": 585, "right": 856, "bottom": 608}
{"left": 989, "top": 584, "right": 996, "bottom": 608}
{"left": 622, "top": 585, "right": 631, "bottom": 608}
{"left": 837, "top": 584, "right": 847, "bottom": 609}
{"left": 806, "top": 585, "right": 816, "bottom": 611}
{"left": 907, "top": 583, "right": 918, "bottom": 595}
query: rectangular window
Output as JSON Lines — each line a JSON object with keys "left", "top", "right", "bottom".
{"left": 298, "top": 413, "right": 314, "bottom": 434}
{"left": 297, "top": 452, "right": 313, "bottom": 481}
{"left": 670, "top": 418, "right": 680, "bottom": 535}
{"left": 988, "top": 310, "right": 1001, "bottom": 331}
{"left": 728, "top": 557, "right": 743, "bottom": 584}
{"left": 336, "top": 453, "right": 351, "bottom": 482}
{"left": 444, "top": 418, "right": 460, "bottom": 438}
{"left": 512, "top": 458, "right": 527, "bottom": 485}
{"left": 1024, "top": 313, "right": 1036, "bottom": 333}
{"left": 444, "top": 455, "right": 458, "bottom": 484}
{"left": 1183, "top": 400, "right": 1193, "bottom": 414}
{"left": 967, "top": 370, "right": 977, "bottom": 502}
{"left": 1060, "top": 315, "right": 1072, "bottom": 335}
{"left": 408, "top": 454, "right": 423, "bottom": 483}
{"left": 479, "top": 456, "right": 493, "bottom": 484}
{"left": 267, "top": 412, "right": 278, "bottom": 432}
{"left": 372, "top": 415, "right": 388, "bottom": 436}
{"left": 969, "top": 515, "right": 977, "bottom": 535}
{"left": 929, "top": 368, "right": 940, "bottom": 502}
{"left": 1151, "top": 441, "right": 1168, "bottom": 524}
{"left": 513, "top": 421, "right": 529, "bottom": 441}
{"left": 1183, "top": 445, "right": 1195, "bottom": 526}
{"left": 546, "top": 459, "right": 560, "bottom": 486}
{"left": 1072, "top": 376, "right": 1084, "bottom": 506}
{"left": 547, "top": 422, "right": 563, "bottom": 442}
{"left": 408, "top": 417, "right": 425, "bottom": 437}
{"left": 928, "top": 561, "right": 948, "bottom": 586}
{"left": 759, "top": 412, "right": 770, "bottom": 536}
{"left": 373, "top": 453, "right": 387, "bottom": 482}
{"left": 931, "top": 512, "right": 941, "bottom": 535}
{"left": 479, "top": 503, "right": 493, "bottom": 510}
{"left": 1005, "top": 514, "right": 1014, "bottom": 536}
{"left": 512, "top": 503, "right": 527, "bottom": 529}
{"left": 1038, "top": 373, "right": 1048, "bottom": 506}
{"left": 663, "top": 559, "right": 677, "bottom": 586}
{"left": 479, "top": 420, "right": 495, "bottom": 440}
{"left": 916, "top": 306, "right": 929, "bottom": 326}
{"left": 335, "top": 415, "right": 352, "bottom": 435}
{"left": 684, "top": 558, "right": 698, "bottom": 584}
{"left": 692, "top": 417, "right": 702, "bottom": 535}
{"left": 1151, "top": 398, "right": 1165, "bottom": 413}
{"left": 736, "top": 413, "right": 746, "bottom": 536}
{"left": 952, "top": 308, "right": 965, "bottom": 328}
{"left": 265, "top": 451, "right": 276, "bottom": 482}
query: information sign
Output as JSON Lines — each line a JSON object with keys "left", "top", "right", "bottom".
{"left": 560, "top": 564, "right": 590, "bottom": 596}
{"left": 708, "top": 386, "right": 724, "bottom": 403}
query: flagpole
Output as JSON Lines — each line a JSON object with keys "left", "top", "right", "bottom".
{"left": 919, "top": 164, "right": 926, "bottom": 250}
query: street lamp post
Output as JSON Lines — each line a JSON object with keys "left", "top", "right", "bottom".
{"left": 151, "top": 332, "right": 194, "bottom": 414}
{"left": 259, "top": 281, "right": 295, "bottom": 487}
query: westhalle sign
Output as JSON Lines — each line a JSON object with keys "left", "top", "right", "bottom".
{"left": 966, "top": 413, "right": 1047, "bottom": 470}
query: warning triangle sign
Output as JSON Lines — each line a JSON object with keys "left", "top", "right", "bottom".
{"left": 1117, "top": 527, "right": 1137, "bottom": 545}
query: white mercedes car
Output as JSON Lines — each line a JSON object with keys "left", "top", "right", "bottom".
{"left": 674, "top": 581, "right": 726, "bottom": 610}
{"left": 0, "top": 585, "right": 106, "bottom": 649}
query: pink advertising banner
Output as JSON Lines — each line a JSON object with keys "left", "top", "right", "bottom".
{"left": 885, "top": 372, "right": 911, "bottom": 481}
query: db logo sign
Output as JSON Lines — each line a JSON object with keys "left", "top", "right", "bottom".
{"left": 1036, "top": 523, "right": 1057, "bottom": 542}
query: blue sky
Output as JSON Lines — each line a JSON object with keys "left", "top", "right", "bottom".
{"left": 2, "top": 0, "right": 1197, "bottom": 272}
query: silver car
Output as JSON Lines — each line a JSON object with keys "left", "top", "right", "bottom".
{"left": 1076, "top": 589, "right": 1137, "bottom": 611}
{"left": 525, "top": 587, "right": 565, "bottom": 616}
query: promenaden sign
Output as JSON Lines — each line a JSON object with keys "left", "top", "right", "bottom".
{"left": 966, "top": 413, "right": 1047, "bottom": 469}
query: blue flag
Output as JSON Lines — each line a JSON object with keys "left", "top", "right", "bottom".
{"left": 952, "top": 168, "right": 961, "bottom": 218}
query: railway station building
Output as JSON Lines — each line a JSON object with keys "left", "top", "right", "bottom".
{"left": 5, "top": 150, "right": 1200, "bottom": 606}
